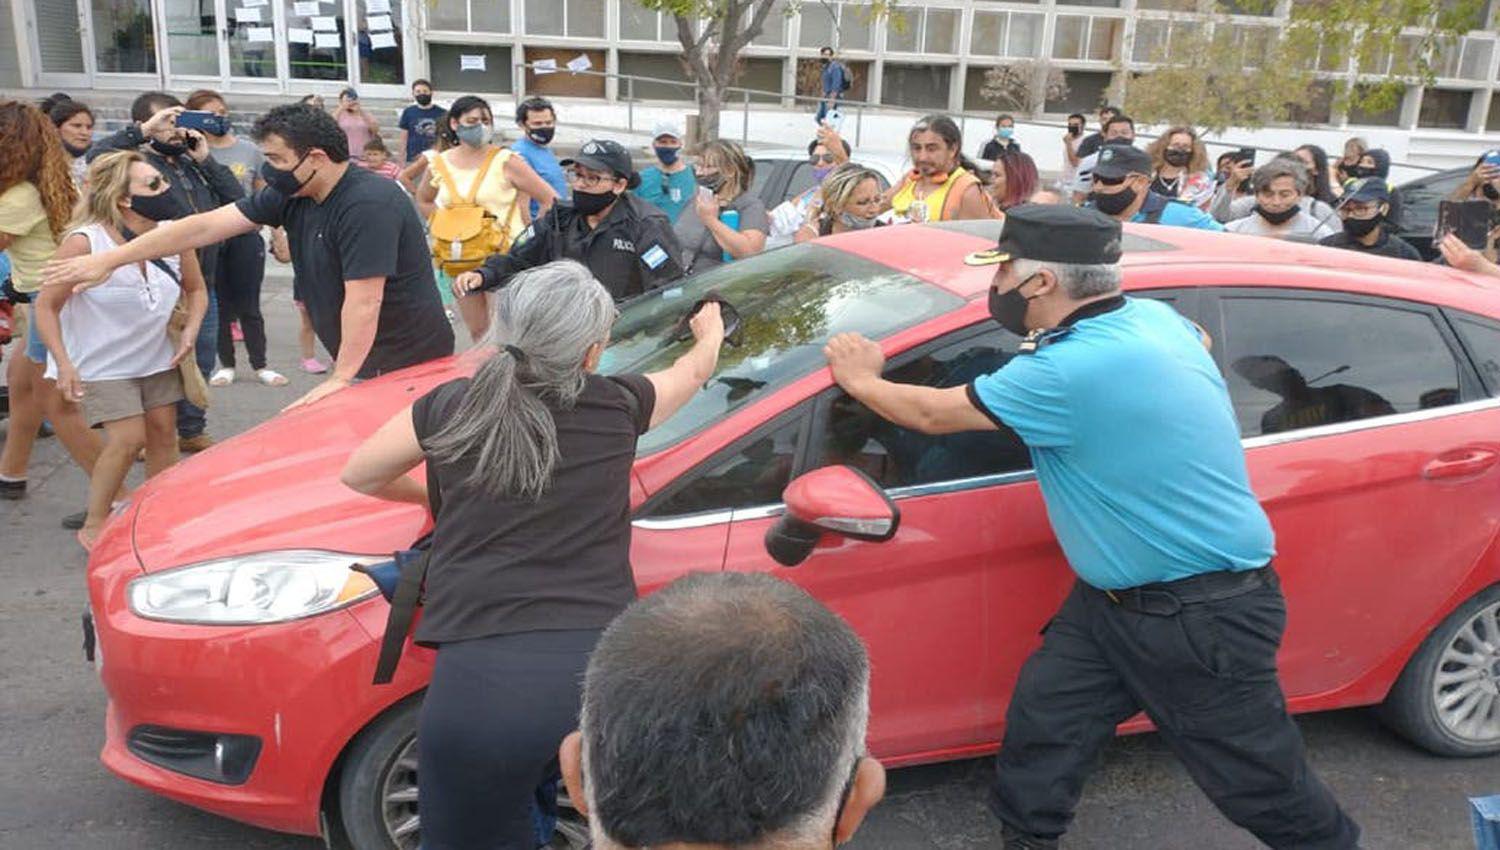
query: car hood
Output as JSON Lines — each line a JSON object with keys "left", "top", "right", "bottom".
{"left": 131, "top": 357, "right": 467, "bottom": 573}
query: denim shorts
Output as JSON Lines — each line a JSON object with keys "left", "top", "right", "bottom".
{"left": 26, "top": 311, "right": 47, "bottom": 364}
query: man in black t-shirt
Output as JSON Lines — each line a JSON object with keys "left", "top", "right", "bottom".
{"left": 1318, "top": 179, "right": 1422, "bottom": 262}
{"left": 43, "top": 105, "right": 454, "bottom": 409}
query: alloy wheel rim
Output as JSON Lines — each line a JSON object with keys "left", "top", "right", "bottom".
{"left": 380, "top": 735, "right": 591, "bottom": 849}
{"left": 1431, "top": 600, "right": 1500, "bottom": 746}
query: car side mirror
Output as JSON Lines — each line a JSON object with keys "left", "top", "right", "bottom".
{"left": 764, "top": 466, "right": 901, "bottom": 567}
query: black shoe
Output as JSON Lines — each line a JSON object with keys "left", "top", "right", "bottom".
{"left": 1002, "top": 826, "right": 1060, "bottom": 850}
{"left": 0, "top": 478, "right": 25, "bottom": 500}
{"left": 61, "top": 510, "right": 87, "bottom": 530}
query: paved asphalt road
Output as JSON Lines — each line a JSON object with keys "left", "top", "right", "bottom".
{"left": 2, "top": 269, "right": 1496, "bottom": 849}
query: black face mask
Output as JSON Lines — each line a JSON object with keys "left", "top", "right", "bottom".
{"left": 526, "top": 126, "right": 555, "bottom": 146}
{"left": 1067, "top": 125, "right": 1082, "bottom": 137}
{"left": 1254, "top": 203, "right": 1301, "bottom": 225}
{"left": 573, "top": 188, "right": 618, "bottom": 217}
{"left": 1344, "top": 165, "right": 1368, "bottom": 179}
{"left": 1103, "top": 137, "right": 1134, "bottom": 148}
{"left": 697, "top": 172, "right": 725, "bottom": 193}
{"left": 63, "top": 141, "right": 90, "bottom": 158}
{"left": 260, "top": 153, "right": 313, "bottom": 197}
{"left": 1484, "top": 183, "right": 1500, "bottom": 201}
{"left": 1163, "top": 149, "right": 1191, "bottom": 168}
{"left": 1341, "top": 212, "right": 1383, "bottom": 239}
{"left": 1089, "top": 187, "right": 1136, "bottom": 217}
{"left": 150, "top": 138, "right": 190, "bottom": 158}
{"left": 415, "top": 94, "right": 432, "bottom": 107}
{"left": 129, "top": 191, "right": 190, "bottom": 222}
{"left": 989, "top": 274, "right": 1041, "bottom": 337}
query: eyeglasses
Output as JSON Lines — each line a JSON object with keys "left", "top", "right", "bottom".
{"left": 564, "top": 168, "right": 616, "bottom": 190}
{"left": 810, "top": 153, "right": 836, "bottom": 165}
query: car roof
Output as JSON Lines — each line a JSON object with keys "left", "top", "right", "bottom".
{"left": 820, "top": 218, "right": 1500, "bottom": 318}
{"left": 753, "top": 147, "right": 908, "bottom": 182}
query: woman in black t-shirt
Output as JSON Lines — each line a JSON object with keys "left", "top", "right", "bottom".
{"left": 342, "top": 259, "right": 724, "bottom": 849}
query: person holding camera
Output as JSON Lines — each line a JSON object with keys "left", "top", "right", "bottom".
{"left": 87, "top": 91, "right": 244, "bottom": 453}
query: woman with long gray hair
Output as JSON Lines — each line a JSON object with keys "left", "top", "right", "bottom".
{"left": 342, "top": 259, "right": 725, "bottom": 849}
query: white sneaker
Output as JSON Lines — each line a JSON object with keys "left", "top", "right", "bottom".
{"left": 255, "top": 368, "right": 289, "bottom": 387}
{"left": 209, "top": 368, "right": 235, "bottom": 387}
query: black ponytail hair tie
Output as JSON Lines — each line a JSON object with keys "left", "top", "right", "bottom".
{"left": 503, "top": 344, "right": 528, "bottom": 363}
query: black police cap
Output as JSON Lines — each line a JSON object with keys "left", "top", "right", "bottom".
{"left": 1090, "top": 144, "right": 1153, "bottom": 180}
{"left": 964, "top": 204, "right": 1123, "bottom": 267}
{"left": 561, "top": 139, "right": 640, "bottom": 189}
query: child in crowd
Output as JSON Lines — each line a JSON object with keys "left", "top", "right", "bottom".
{"left": 361, "top": 139, "right": 401, "bottom": 180}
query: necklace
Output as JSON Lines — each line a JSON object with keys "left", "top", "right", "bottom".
{"left": 1155, "top": 172, "right": 1183, "bottom": 196}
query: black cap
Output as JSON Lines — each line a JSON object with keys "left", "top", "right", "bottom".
{"left": 964, "top": 204, "right": 1123, "bottom": 267}
{"left": 1090, "top": 144, "right": 1152, "bottom": 180}
{"left": 561, "top": 139, "right": 635, "bottom": 182}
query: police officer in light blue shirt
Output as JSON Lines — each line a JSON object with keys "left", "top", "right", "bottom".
{"left": 1088, "top": 144, "right": 1224, "bottom": 232}
{"left": 821, "top": 204, "right": 1359, "bottom": 850}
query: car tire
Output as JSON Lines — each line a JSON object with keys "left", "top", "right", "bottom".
{"left": 1378, "top": 584, "right": 1500, "bottom": 757}
{"left": 338, "top": 697, "right": 423, "bottom": 850}
{"left": 335, "top": 696, "right": 592, "bottom": 850}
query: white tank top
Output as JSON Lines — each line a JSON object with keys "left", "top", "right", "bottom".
{"left": 45, "top": 223, "right": 182, "bottom": 382}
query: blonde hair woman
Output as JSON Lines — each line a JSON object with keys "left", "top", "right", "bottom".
{"left": 795, "top": 163, "right": 884, "bottom": 242}
{"left": 674, "top": 139, "right": 768, "bottom": 274}
{"left": 34, "top": 151, "right": 208, "bottom": 549}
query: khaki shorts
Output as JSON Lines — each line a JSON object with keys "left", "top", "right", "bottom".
{"left": 83, "top": 369, "right": 184, "bottom": 428}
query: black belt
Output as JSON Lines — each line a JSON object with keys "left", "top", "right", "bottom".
{"left": 1096, "top": 565, "right": 1273, "bottom": 617}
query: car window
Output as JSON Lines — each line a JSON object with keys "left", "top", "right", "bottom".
{"left": 1395, "top": 170, "right": 1469, "bottom": 237}
{"left": 818, "top": 326, "right": 1032, "bottom": 488}
{"left": 649, "top": 417, "right": 803, "bottom": 517}
{"left": 1452, "top": 313, "right": 1500, "bottom": 395}
{"left": 783, "top": 162, "right": 819, "bottom": 205}
{"left": 750, "top": 158, "right": 780, "bottom": 205}
{"left": 600, "top": 243, "right": 965, "bottom": 455}
{"left": 1219, "top": 295, "right": 1462, "bottom": 437}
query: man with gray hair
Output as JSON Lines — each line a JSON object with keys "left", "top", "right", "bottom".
{"left": 559, "top": 571, "right": 886, "bottom": 849}
{"left": 1224, "top": 157, "right": 1339, "bottom": 241}
{"left": 821, "top": 205, "right": 1359, "bottom": 849}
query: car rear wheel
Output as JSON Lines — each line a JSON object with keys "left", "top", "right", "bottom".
{"left": 336, "top": 698, "right": 591, "bottom": 850}
{"left": 1379, "top": 585, "right": 1500, "bottom": 757}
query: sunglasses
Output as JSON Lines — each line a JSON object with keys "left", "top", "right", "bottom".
{"left": 1092, "top": 174, "right": 1128, "bottom": 187}
{"left": 811, "top": 153, "right": 836, "bottom": 165}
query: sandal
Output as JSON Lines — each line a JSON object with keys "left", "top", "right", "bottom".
{"left": 209, "top": 368, "right": 236, "bottom": 387}
{"left": 256, "top": 368, "right": 289, "bottom": 387}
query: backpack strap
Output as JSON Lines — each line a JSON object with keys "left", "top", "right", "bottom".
{"left": 465, "top": 147, "right": 504, "bottom": 206}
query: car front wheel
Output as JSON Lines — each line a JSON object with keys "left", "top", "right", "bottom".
{"left": 1379, "top": 584, "right": 1500, "bottom": 757}
{"left": 335, "top": 698, "right": 592, "bottom": 850}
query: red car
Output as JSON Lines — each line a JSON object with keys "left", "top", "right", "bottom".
{"left": 86, "top": 220, "right": 1500, "bottom": 849}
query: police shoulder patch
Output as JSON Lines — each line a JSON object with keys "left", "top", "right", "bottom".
{"left": 514, "top": 224, "right": 535, "bottom": 247}
{"left": 641, "top": 243, "right": 669, "bottom": 270}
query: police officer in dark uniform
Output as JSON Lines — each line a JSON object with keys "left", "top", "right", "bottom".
{"left": 822, "top": 205, "right": 1360, "bottom": 850}
{"left": 454, "top": 139, "right": 686, "bottom": 302}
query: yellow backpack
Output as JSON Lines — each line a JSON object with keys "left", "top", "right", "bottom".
{"left": 427, "top": 148, "right": 521, "bottom": 276}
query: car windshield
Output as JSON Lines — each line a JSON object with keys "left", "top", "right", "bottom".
{"left": 600, "top": 243, "right": 965, "bottom": 455}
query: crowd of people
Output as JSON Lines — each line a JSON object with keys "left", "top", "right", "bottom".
{"left": 3, "top": 79, "right": 1500, "bottom": 850}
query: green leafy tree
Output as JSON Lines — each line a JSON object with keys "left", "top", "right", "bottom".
{"left": 1125, "top": 0, "right": 1490, "bottom": 133}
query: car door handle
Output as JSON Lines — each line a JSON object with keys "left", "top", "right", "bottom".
{"left": 1423, "top": 448, "right": 1499, "bottom": 480}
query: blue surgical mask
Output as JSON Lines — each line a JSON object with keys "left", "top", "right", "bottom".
{"left": 997, "top": 127, "right": 1014, "bottom": 140}
{"left": 655, "top": 146, "right": 680, "bottom": 166}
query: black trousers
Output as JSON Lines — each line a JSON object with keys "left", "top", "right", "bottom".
{"left": 215, "top": 231, "right": 267, "bottom": 370}
{"left": 991, "top": 571, "right": 1360, "bottom": 850}
{"left": 418, "top": 628, "right": 601, "bottom": 850}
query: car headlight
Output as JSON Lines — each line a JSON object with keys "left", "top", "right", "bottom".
{"left": 128, "top": 550, "right": 386, "bottom": 625}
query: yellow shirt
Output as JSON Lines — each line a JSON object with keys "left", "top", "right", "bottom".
{"left": 890, "top": 168, "right": 969, "bottom": 224}
{"left": 427, "top": 148, "right": 522, "bottom": 221}
{"left": 0, "top": 182, "right": 59, "bottom": 293}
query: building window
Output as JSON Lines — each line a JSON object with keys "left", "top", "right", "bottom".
{"left": 1131, "top": 19, "right": 1168, "bottom": 62}
{"left": 1136, "top": 0, "right": 1193, "bottom": 9}
{"left": 969, "top": 10, "right": 1043, "bottom": 58}
{"left": 1418, "top": 88, "right": 1472, "bottom": 129}
{"left": 526, "top": 0, "right": 603, "bottom": 37}
{"left": 618, "top": 52, "right": 695, "bottom": 100}
{"left": 1490, "top": 94, "right": 1500, "bottom": 131}
{"left": 882, "top": 63, "right": 951, "bottom": 108}
{"left": 1285, "top": 81, "right": 1334, "bottom": 125}
{"left": 619, "top": 0, "right": 661, "bottom": 40}
{"left": 1007, "top": 12, "right": 1044, "bottom": 58}
{"left": 752, "top": 1, "right": 789, "bottom": 46}
{"left": 1051, "top": 14, "right": 1120, "bottom": 61}
{"left": 1458, "top": 37, "right": 1495, "bottom": 81}
{"left": 429, "top": 43, "right": 513, "bottom": 93}
{"left": 885, "top": 7, "right": 960, "bottom": 55}
{"left": 800, "top": 3, "right": 836, "bottom": 49}
{"left": 1046, "top": 70, "right": 1112, "bottom": 113}
{"left": 92, "top": 0, "right": 157, "bottom": 73}
{"left": 1057, "top": 0, "right": 1121, "bottom": 8}
{"left": 568, "top": 0, "right": 605, "bottom": 38}
{"left": 1348, "top": 84, "right": 1404, "bottom": 126}
{"left": 925, "top": 8, "right": 959, "bottom": 53}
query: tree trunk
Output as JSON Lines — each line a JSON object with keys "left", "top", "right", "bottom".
{"left": 696, "top": 85, "right": 724, "bottom": 144}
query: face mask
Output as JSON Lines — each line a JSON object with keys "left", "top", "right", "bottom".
{"left": 654, "top": 146, "right": 680, "bottom": 166}
{"left": 698, "top": 172, "right": 725, "bottom": 192}
{"left": 1255, "top": 203, "right": 1301, "bottom": 225}
{"left": 1067, "top": 125, "right": 1082, "bottom": 137}
{"left": 1163, "top": 149, "right": 1191, "bottom": 168}
{"left": 997, "top": 127, "right": 1014, "bottom": 140}
{"left": 989, "top": 275, "right": 1040, "bottom": 337}
{"left": 526, "top": 126, "right": 555, "bottom": 146}
{"left": 1344, "top": 165, "right": 1368, "bottom": 179}
{"left": 1341, "top": 212, "right": 1383, "bottom": 239}
{"left": 1089, "top": 187, "right": 1137, "bottom": 217}
{"left": 840, "top": 211, "right": 879, "bottom": 230}
{"left": 573, "top": 188, "right": 617, "bottom": 216}
{"left": 128, "top": 191, "right": 189, "bottom": 222}
{"left": 820, "top": 58, "right": 831, "bottom": 65}
{"left": 1103, "top": 137, "right": 1133, "bottom": 148}
{"left": 1483, "top": 183, "right": 1500, "bottom": 201}
{"left": 63, "top": 141, "right": 90, "bottom": 158}
{"left": 456, "top": 124, "right": 492, "bottom": 148}
{"left": 415, "top": 94, "right": 432, "bottom": 107}
{"left": 260, "top": 153, "right": 313, "bottom": 197}
{"left": 812, "top": 166, "right": 833, "bottom": 182}
{"left": 150, "top": 138, "right": 189, "bottom": 158}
